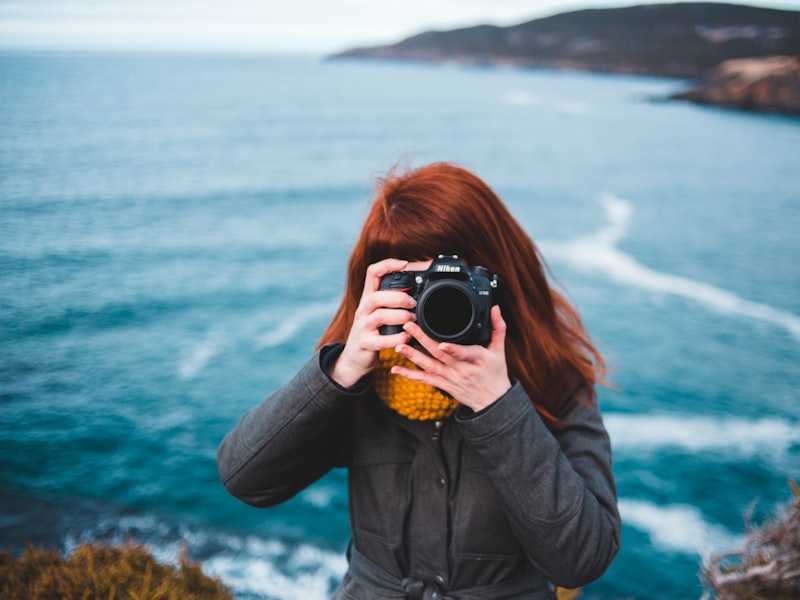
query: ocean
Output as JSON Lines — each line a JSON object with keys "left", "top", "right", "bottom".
{"left": 1, "top": 51, "right": 798, "bottom": 599}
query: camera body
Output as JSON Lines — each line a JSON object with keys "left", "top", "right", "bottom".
{"left": 379, "top": 255, "right": 498, "bottom": 346}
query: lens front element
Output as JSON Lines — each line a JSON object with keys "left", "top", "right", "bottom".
{"left": 418, "top": 282, "right": 477, "bottom": 342}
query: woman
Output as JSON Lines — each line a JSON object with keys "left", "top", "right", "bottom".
{"left": 217, "top": 163, "right": 621, "bottom": 599}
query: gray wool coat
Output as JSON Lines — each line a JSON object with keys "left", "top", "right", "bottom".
{"left": 217, "top": 344, "right": 621, "bottom": 599}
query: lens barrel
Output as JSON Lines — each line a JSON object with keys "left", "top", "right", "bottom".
{"left": 417, "top": 281, "right": 478, "bottom": 343}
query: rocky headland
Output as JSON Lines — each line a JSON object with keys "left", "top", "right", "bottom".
{"left": 331, "top": 2, "right": 800, "bottom": 115}
{"left": 671, "top": 55, "right": 800, "bottom": 114}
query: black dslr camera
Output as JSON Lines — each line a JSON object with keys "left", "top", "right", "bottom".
{"left": 379, "top": 255, "right": 498, "bottom": 346}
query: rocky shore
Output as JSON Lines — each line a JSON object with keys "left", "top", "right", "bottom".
{"left": 671, "top": 55, "right": 800, "bottom": 115}
{"left": 331, "top": 2, "right": 800, "bottom": 115}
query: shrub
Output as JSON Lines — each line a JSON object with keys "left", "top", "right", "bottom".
{"left": 0, "top": 540, "right": 233, "bottom": 600}
{"left": 702, "top": 480, "right": 800, "bottom": 599}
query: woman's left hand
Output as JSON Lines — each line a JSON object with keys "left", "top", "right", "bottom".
{"left": 392, "top": 305, "right": 512, "bottom": 413}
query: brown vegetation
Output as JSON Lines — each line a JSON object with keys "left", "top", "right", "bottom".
{"left": 0, "top": 540, "right": 233, "bottom": 600}
{"left": 703, "top": 480, "right": 800, "bottom": 599}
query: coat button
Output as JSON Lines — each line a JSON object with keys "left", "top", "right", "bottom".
{"left": 435, "top": 574, "right": 445, "bottom": 585}
{"left": 437, "top": 476, "right": 446, "bottom": 488}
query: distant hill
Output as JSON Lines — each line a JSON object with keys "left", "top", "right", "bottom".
{"left": 332, "top": 2, "right": 800, "bottom": 78}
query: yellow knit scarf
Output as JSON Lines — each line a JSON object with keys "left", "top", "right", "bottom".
{"left": 373, "top": 349, "right": 459, "bottom": 421}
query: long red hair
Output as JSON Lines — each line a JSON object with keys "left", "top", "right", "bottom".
{"left": 318, "top": 162, "right": 606, "bottom": 420}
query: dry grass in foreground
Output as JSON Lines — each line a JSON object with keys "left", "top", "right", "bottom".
{"left": 703, "top": 480, "right": 800, "bottom": 599}
{"left": 0, "top": 540, "right": 233, "bottom": 600}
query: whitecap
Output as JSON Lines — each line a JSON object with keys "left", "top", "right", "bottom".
{"left": 619, "top": 498, "right": 742, "bottom": 555}
{"left": 301, "top": 485, "right": 339, "bottom": 509}
{"left": 505, "top": 90, "right": 539, "bottom": 106}
{"left": 255, "top": 300, "right": 338, "bottom": 349}
{"left": 206, "top": 540, "right": 347, "bottom": 600}
{"left": 605, "top": 413, "right": 800, "bottom": 457}
{"left": 178, "top": 332, "right": 222, "bottom": 379}
{"left": 542, "top": 193, "right": 800, "bottom": 342}
{"left": 554, "top": 99, "right": 592, "bottom": 115}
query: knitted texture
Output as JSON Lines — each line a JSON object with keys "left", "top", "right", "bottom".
{"left": 374, "top": 349, "right": 459, "bottom": 420}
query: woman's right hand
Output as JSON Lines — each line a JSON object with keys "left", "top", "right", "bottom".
{"left": 329, "top": 258, "right": 418, "bottom": 388}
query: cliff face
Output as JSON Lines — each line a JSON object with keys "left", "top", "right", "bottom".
{"left": 333, "top": 3, "right": 800, "bottom": 79}
{"left": 672, "top": 55, "right": 800, "bottom": 114}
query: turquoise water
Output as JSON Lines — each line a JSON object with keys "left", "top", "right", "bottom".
{"left": 1, "top": 52, "right": 799, "bottom": 599}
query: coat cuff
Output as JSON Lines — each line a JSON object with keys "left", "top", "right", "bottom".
{"left": 454, "top": 380, "right": 536, "bottom": 443}
{"left": 317, "top": 343, "right": 373, "bottom": 397}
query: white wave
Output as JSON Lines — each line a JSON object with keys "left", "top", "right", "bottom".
{"left": 301, "top": 484, "right": 339, "bottom": 509}
{"left": 504, "top": 90, "right": 591, "bottom": 114}
{"left": 541, "top": 193, "right": 800, "bottom": 342}
{"left": 605, "top": 413, "right": 800, "bottom": 456}
{"left": 554, "top": 99, "right": 592, "bottom": 115}
{"left": 206, "top": 538, "right": 347, "bottom": 600}
{"left": 619, "top": 498, "right": 742, "bottom": 555}
{"left": 255, "top": 300, "right": 338, "bottom": 349}
{"left": 178, "top": 332, "right": 222, "bottom": 379}
{"left": 505, "top": 90, "right": 539, "bottom": 106}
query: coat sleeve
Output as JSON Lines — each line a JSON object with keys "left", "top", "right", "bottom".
{"left": 216, "top": 345, "right": 366, "bottom": 508}
{"left": 455, "top": 381, "right": 621, "bottom": 588}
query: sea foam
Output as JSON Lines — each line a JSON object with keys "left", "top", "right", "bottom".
{"left": 605, "top": 413, "right": 800, "bottom": 458}
{"left": 504, "top": 90, "right": 591, "bottom": 114}
{"left": 204, "top": 532, "right": 347, "bottom": 600}
{"left": 618, "top": 498, "right": 742, "bottom": 555}
{"left": 178, "top": 332, "right": 223, "bottom": 380}
{"left": 542, "top": 194, "right": 800, "bottom": 342}
{"left": 255, "top": 301, "right": 338, "bottom": 349}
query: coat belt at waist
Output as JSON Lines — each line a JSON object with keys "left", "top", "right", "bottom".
{"left": 345, "top": 543, "right": 553, "bottom": 600}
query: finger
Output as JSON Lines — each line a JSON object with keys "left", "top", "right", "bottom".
{"left": 368, "top": 290, "right": 417, "bottom": 311}
{"left": 363, "top": 258, "right": 409, "bottom": 296}
{"left": 402, "top": 321, "right": 446, "bottom": 360}
{"left": 369, "top": 331, "right": 411, "bottom": 350}
{"left": 390, "top": 363, "right": 452, "bottom": 393}
{"left": 487, "top": 305, "right": 507, "bottom": 353}
{"left": 395, "top": 342, "right": 444, "bottom": 375}
{"left": 437, "top": 342, "right": 473, "bottom": 362}
{"left": 355, "top": 290, "right": 415, "bottom": 325}
{"left": 367, "top": 307, "right": 416, "bottom": 331}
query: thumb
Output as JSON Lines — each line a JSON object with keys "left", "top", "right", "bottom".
{"left": 487, "top": 305, "right": 507, "bottom": 353}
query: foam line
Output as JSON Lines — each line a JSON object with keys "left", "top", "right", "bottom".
{"left": 504, "top": 91, "right": 592, "bottom": 114}
{"left": 619, "top": 499, "right": 742, "bottom": 554}
{"left": 204, "top": 534, "right": 347, "bottom": 600}
{"left": 255, "top": 300, "right": 339, "bottom": 349}
{"left": 207, "top": 547, "right": 345, "bottom": 600}
{"left": 605, "top": 413, "right": 800, "bottom": 456}
{"left": 541, "top": 194, "right": 800, "bottom": 342}
{"left": 178, "top": 332, "right": 222, "bottom": 380}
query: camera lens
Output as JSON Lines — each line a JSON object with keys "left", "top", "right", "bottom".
{"left": 419, "top": 282, "right": 476, "bottom": 342}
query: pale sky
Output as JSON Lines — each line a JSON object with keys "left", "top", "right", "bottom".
{"left": 1, "top": 0, "right": 798, "bottom": 54}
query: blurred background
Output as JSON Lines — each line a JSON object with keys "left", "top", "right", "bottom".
{"left": 2, "top": 1, "right": 799, "bottom": 598}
